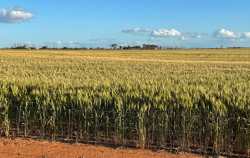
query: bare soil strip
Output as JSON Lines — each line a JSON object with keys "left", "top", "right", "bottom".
{"left": 0, "top": 138, "right": 204, "bottom": 158}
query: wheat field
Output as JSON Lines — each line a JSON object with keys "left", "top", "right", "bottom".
{"left": 0, "top": 49, "right": 250, "bottom": 155}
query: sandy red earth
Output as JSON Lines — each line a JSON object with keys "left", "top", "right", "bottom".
{"left": 0, "top": 137, "right": 205, "bottom": 158}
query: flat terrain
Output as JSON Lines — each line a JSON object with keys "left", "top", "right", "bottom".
{"left": 1, "top": 49, "right": 250, "bottom": 86}
{"left": 0, "top": 49, "right": 250, "bottom": 157}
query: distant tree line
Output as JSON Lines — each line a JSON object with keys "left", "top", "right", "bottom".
{"left": 0, "top": 43, "right": 249, "bottom": 50}
{"left": 227, "top": 46, "right": 249, "bottom": 49}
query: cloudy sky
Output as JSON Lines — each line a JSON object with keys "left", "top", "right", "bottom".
{"left": 0, "top": 0, "right": 250, "bottom": 48}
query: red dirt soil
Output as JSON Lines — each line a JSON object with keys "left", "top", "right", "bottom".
{"left": 0, "top": 137, "right": 204, "bottom": 158}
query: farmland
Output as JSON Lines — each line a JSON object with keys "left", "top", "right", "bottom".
{"left": 0, "top": 49, "right": 250, "bottom": 156}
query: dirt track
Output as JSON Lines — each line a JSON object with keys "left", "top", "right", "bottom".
{"left": 0, "top": 137, "right": 204, "bottom": 158}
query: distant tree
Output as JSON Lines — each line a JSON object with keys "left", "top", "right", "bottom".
{"left": 24, "top": 43, "right": 30, "bottom": 49}
{"left": 111, "top": 44, "right": 117, "bottom": 50}
{"left": 24, "top": 44, "right": 28, "bottom": 49}
{"left": 119, "top": 46, "right": 122, "bottom": 50}
{"left": 220, "top": 45, "right": 223, "bottom": 49}
{"left": 134, "top": 46, "right": 141, "bottom": 50}
{"left": 13, "top": 44, "right": 28, "bottom": 49}
{"left": 151, "top": 45, "right": 158, "bottom": 50}
{"left": 63, "top": 47, "right": 68, "bottom": 49}
{"left": 40, "top": 46, "right": 48, "bottom": 49}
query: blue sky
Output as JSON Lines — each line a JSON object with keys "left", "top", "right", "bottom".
{"left": 0, "top": 0, "right": 250, "bottom": 48}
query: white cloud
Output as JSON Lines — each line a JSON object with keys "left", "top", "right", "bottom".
{"left": 69, "top": 44, "right": 76, "bottom": 47}
{"left": 0, "top": 10, "right": 7, "bottom": 16}
{"left": 122, "top": 28, "right": 151, "bottom": 33}
{"left": 179, "top": 32, "right": 203, "bottom": 38}
{"left": 213, "top": 29, "right": 250, "bottom": 39}
{"left": 179, "top": 36, "right": 188, "bottom": 41}
{"left": 42, "top": 41, "right": 110, "bottom": 48}
{"left": 8, "top": 6, "right": 28, "bottom": 12}
{"left": 119, "top": 41, "right": 131, "bottom": 47}
{"left": 150, "top": 29, "right": 181, "bottom": 37}
{"left": 213, "top": 29, "right": 239, "bottom": 38}
{"left": 67, "top": 41, "right": 85, "bottom": 47}
{"left": 147, "top": 37, "right": 160, "bottom": 42}
{"left": 44, "top": 41, "right": 62, "bottom": 48}
{"left": 241, "top": 32, "right": 250, "bottom": 38}
{"left": 118, "top": 40, "right": 146, "bottom": 47}
{"left": 189, "top": 33, "right": 201, "bottom": 38}
{"left": 0, "top": 6, "right": 35, "bottom": 23}
{"left": 134, "top": 41, "right": 145, "bottom": 45}
{"left": 58, "top": 41, "right": 105, "bottom": 48}
{"left": 90, "top": 38, "right": 101, "bottom": 41}
{"left": 230, "top": 38, "right": 244, "bottom": 42}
